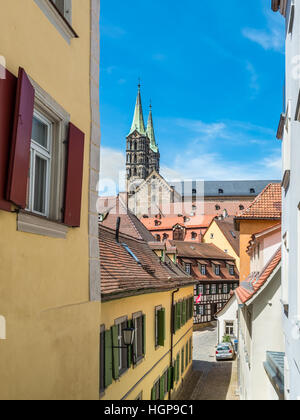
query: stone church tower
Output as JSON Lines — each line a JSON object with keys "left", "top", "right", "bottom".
{"left": 126, "top": 85, "right": 160, "bottom": 193}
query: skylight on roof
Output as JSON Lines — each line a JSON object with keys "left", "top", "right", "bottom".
{"left": 122, "top": 243, "right": 141, "bottom": 265}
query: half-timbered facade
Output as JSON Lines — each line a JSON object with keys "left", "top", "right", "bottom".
{"left": 171, "top": 241, "right": 240, "bottom": 324}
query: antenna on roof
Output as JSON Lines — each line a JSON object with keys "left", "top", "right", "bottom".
{"left": 116, "top": 217, "right": 121, "bottom": 243}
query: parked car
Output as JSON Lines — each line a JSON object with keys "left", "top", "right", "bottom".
{"left": 216, "top": 343, "right": 235, "bottom": 361}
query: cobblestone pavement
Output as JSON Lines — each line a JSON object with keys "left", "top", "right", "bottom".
{"left": 177, "top": 326, "right": 239, "bottom": 401}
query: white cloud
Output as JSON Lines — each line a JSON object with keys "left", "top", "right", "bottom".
{"left": 242, "top": 11, "right": 284, "bottom": 52}
{"left": 242, "top": 27, "right": 283, "bottom": 52}
{"left": 98, "top": 147, "right": 126, "bottom": 195}
{"left": 102, "top": 24, "right": 126, "bottom": 39}
{"left": 161, "top": 149, "right": 282, "bottom": 182}
{"left": 245, "top": 61, "right": 260, "bottom": 98}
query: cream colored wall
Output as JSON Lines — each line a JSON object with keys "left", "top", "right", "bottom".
{"left": 0, "top": 0, "right": 101, "bottom": 400}
{"left": 101, "top": 286, "right": 194, "bottom": 401}
{"left": 204, "top": 221, "right": 240, "bottom": 270}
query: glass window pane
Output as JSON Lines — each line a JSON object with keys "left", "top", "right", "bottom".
{"left": 33, "top": 155, "right": 47, "bottom": 214}
{"left": 32, "top": 116, "right": 48, "bottom": 149}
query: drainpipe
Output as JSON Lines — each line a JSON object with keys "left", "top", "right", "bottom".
{"left": 169, "top": 288, "right": 179, "bottom": 401}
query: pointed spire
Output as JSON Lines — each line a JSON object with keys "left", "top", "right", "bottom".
{"left": 146, "top": 102, "right": 158, "bottom": 153}
{"left": 129, "top": 83, "right": 146, "bottom": 136}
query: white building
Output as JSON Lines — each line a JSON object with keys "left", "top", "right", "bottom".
{"left": 272, "top": 0, "right": 300, "bottom": 400}
{"left": 235, "top": 224, "right": 284, "bottom": 400}
{"left": 216, "top": 294, "right": 238, "bottom": 345}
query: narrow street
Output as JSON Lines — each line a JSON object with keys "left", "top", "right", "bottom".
{"left": 177, "top": 325, "right": 239, "bottom": 400}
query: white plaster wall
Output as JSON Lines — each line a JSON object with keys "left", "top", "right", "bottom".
{"left": 282, "top": 0, "right": 300, "bottom": 400}
{"left": 217, "top": 297, "right": 238, "bottom": 344}
{"left": 250, "top": 268, "right": 284, "bottom": 400}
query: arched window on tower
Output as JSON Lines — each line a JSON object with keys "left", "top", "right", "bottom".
{"left": 134, "top": 141, "right": 137, "bottom": 150}
{"left": 134, "top": 155, "right": 137, "bottom": 163}
{"left": 134, "top": 168, "right": 137, "bottom": 176}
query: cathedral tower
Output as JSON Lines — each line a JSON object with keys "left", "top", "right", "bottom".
{"left": 126, "top": 85, "right": 160, "bottom": 192}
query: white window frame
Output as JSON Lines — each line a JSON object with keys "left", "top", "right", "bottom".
{"left": 27, "top": 111, "right": 52, "bottom": 218}
{"left": 185, "top": 263, "right": 191, "bottom": 275}
{"left": 211, "top": 284, "right": 217, "bottom": 295}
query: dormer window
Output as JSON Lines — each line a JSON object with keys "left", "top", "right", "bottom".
{"left": 218, "top": 189, "right": 224, "bottom": 194}
{"left": 200, "top": 265, "right": 206, "bottom": 275}
{"left": 239, "top": 205, "right": 244, "bottom": 211}
{"left": 185, "top": 263, "right": 191, "bottom": 275}
{"left": 250, "top": 188, "right": 255, "bottom": 194}
{"left": 191, "top": 232, "right": 197, "bottom": 240}
{"left": 192, "top": 189, "right": 197, "bottom": 195}
{"left": 215, "top": 205, "right": 220, "bottom": 211}
{"left": 214, "top": 264, "right": 220, "bottom": 276}
{"left": 229, "top": 266, "right": 234, "bottom": 276}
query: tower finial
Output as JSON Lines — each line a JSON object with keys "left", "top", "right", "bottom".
{"left": 128, "top": 82, "right": 146, "bottom": 136}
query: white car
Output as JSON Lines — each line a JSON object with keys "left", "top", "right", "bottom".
{"left": 216, "top": 343, "right": 235, "bottom": 361}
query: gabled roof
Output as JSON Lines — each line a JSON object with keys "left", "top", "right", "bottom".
{"left": 98, "top": 196, "right": 155, "bottom": 242}
{"left": 99, "top": 225, "right": 196, "bottom": 301}
{"left": 212, "top": 217, "right": 240, "bottom": 256}
{"left": 170, "top": 241, "right": 235, "bottom": 261}
{"left": 142, "top": 214, "right": 215, "bottom": 232}
{"left": 235, "top": 247, "right": 281, "bottom": 304}
{"left": 235, "top": 183, "right": 281, "bottom": 220}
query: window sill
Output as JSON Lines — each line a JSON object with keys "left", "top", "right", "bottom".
{"left": 34, "top": 0, "right": 78, "bottom": 44}
{"left": 17, "top": 211, "right": 68, "bottom": 239}
{"left": 133, "top": 356, "right": 144, "bottom": 368}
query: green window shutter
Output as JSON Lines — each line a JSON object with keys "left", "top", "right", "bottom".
{"left": 187, "top": 298, "right": 190, "bottom": 320}
{"left": 104, "top": 330, "right": 113, "bottom": 388}
{"left": 186, "top": 342, "right": 189, "bottom": 367}
{"left": 177, "top": 354, "right": 180, "bottom": 380}
{"left": 181, "top": 348, "right": 184, "bottom": 374}
{"left": 182, "top": 300, "right": 187, "bottom": 325}
{"left": 176, "top": 302, "right": 180, "bottom": 330}
{"left": 142, "top": 314, "right": 146, "bottom": 356}
{"left": 191, "top": 297, "right": 194, "bottom": 319}
{"left": 151, "top": 386, "right": 156, "bottom": 401}
{"left": 168, "top": 366, "right": 173, "bottom": 391}
{"left": 172, "top": 304, "right": 176, "bottom": 333}
{"left": 157, "top": 308, "right": 166, "bottom": 346}
{"left": 127, "top": 320, "right": 132, "bottom": 368}
{"left": 179, "top": 301, "right": 183, "bottom": 327}
{"left": 189, "top": 338, "right": 192, "bottom": 362}
{"left": 111, "top": 326, "right": 119, "bottom": 380}
{"left": 159, "top": 376, "right": 165, "bottom": 400}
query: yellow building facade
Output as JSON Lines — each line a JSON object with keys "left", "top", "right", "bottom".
{"left": 203, "top": 218, "right": 240, "bottom": 271}
{"left": 101, "top": 286, "right": 194, "bottom": 401}
{"left": 0, "top": 0, "right": 101, "bottom": 400}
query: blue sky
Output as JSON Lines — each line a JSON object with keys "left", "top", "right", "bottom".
{"left": 100, "top": 0, "right": 285, "bottom": 192}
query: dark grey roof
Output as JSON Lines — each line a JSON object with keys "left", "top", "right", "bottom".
{"left": 174, "top": 180, "right": 280, "bottom": 198}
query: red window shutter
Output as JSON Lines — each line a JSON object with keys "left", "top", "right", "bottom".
{"left": 6, "top": 68, "right": 35, "bottom": 208}
{"left": 64, "top": 123, "right": 85, "bottom": 227}
{"left": 0, "top": 65, "right": 17, "bottom": 211}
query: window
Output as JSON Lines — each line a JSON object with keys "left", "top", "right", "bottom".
{"left": 133, "top": 314, "right": 144, "bottom": 362}
{"left": 215, "top": 205, "right": 220, "bottom": 211}
{"left": 210, "top": 233, "right": 214, "bottom": 239}
{"left": 205, "top": 284, "right": 210, "bottom": 295}
{"left": 51, "top": 0, "right": 69, "bottom": 18}
{"left": 229, "top": 265, "right": 235, "bottom": 276}
{"left": 198, "top": 284, "right": 204, "bottom": 295}
{"left": 173, "top": 227, "right": 184, "bottom": 241}
{"left": 215, "top": 264, "right": 220, "bottom": 276}
{"left": 116, "top": 320, "right": 128, "bottom": 375}
{"left": 239, "top": 205, "right": 244, "bottom": 211}
{"left": 181, "top": 348, "right": 185, "bottom": 374}
{"left": 155, "top": 234, "right": 161, "bottom": 242}
{"left": 197, "top": 305, "right": 204, "bottom": 316}
{"left": 163, "top": 370, "right": 168, "bottom": 398}
{"left": 211, "top": 284, "right": 217, "bottom": 294}
{"left": 201, "top": 265, "right": 206, "bottom": 275}
{"left": 225, "top": 321, "right": 234, "bottom": 337}
{"left": 288, "top": 5, "right": 295, "bottom": 34}
{"left": 218, "top": 189, "right": 224, "bottom": 194}
{"left": 250, "top": 188, "right": 255, "bottom": 194}
{"left": 163, "top": 233, "right": 169, "bottom": 241}
{"left": 27, "top": 112, "right": 52, "bottom": 217}
{"left": 223, "top": 284, "right": 228, "bottom": 294}
{"left": 155, "top": 307, "right": 165, "bottom": 347}
{"left": 185, "top": 263, "right": 191, "bottom": 275}
{"left": 191, "top": 232, "right": 197, "bottom": 240}
{"left": 205, "top": 305, "right": 211, "bottom": 316}
{"left": 151, "top": 379, "right": 160, "bottom": 401}
{"left": 192, "top": 189, "right": 197, "bottom": 195}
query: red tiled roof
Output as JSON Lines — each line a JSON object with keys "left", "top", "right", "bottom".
{"left": 170, "top": 241, "right": 235, "bottom": 260}
{"left": 141, "top": 214, "right": 215, "bottom": 231}
{"left": 235, "top": 247, "right": 281, "bottom": 304}
{"left": 99, "top": 225, "right": 196, "bottom": 300}
{"left": 235, "top": 183, "right": 281, "bottom": 220}
{"left": 98, "top": 196, "right": 155, "bottom": 242}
